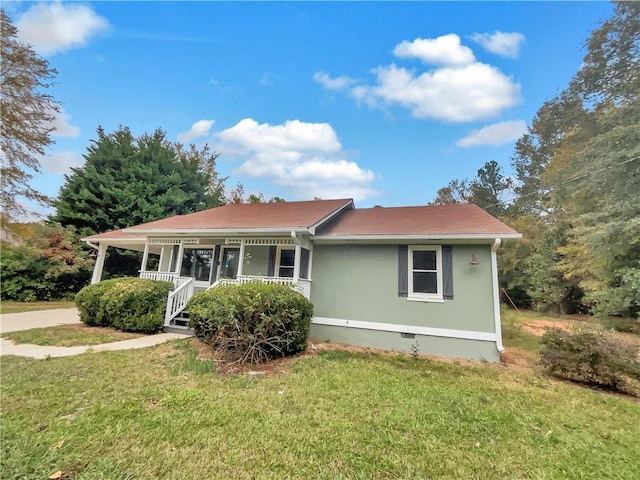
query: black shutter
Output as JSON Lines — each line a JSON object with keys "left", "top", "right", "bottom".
{"left": 267, "top": 246, "right": 277, "bottom": 276}
{"left": 398, "top": 245, "right": 408, "bottom": 296}
{"left": 443, "top": 245, "right": 453, "bottom": 299}
{"left": 300, "top": 248, "right": 310, "bottom": 279}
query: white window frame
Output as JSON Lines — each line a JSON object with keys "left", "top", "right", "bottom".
{"left": 275, "top": 246, "right": 295, "bottom": 278}
{"left": 408, "top": 245, "right": 444, "bottom": 303}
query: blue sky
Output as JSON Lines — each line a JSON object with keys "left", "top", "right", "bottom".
{"left": 6, "top": 1, "right": 613, "bottom": 214}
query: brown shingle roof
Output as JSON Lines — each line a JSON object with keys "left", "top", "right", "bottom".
{"left": 83, "top": 229, "right": 145, "bottom": 242}
{"left": 124, "top": 199, "right": 353, "bottom": 232}
{"left": 316, "top": 204, "right": 520, "bottom": 237}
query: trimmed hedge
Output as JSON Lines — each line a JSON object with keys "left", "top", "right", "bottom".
{"left": 187, "top": 282, "right": 313, "bottom": 364}
{"left": 75, "top": 278, "right": 173, "bottom": 334}
{"left": 540, "top": 327, "right": 640, "bottom": 397}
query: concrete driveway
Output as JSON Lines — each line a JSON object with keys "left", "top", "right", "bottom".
{"left": 0, "top": 308, "right": 188, "bottom": 359}
{"left": 0, "top": 308, "right": 82, "bottom": 333}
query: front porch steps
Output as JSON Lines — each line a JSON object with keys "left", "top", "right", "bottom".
{"left": 163, "top": 325, "right": 195, "bottom": 336}
{"left": 163, "top": 310, "right": 195, "bottom": 336}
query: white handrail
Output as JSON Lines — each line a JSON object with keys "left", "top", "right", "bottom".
{"left": 164, "top": 277, "right": 195, "bottom": 326}
{"left": 140, "top": 271, "right": 177, "bottom": 284}
{"left": 207, "top": 275, "right": 311, "bottom": 299}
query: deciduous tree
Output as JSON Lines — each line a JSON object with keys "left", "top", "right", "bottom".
{"left": 0, "top": 9, "right": 59, "bottom": 218}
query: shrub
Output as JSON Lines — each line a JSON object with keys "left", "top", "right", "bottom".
{"left": 599, "top": 316, "right": 640, "bottom": 335}
{"left": 75, "top": 278, "right": 173, "bottom": 333}
{"left": 0, "top": 223, "right": 93, "bottom": 301}
{"left": 540, "top": 327, "right": 640, "bottom": 397}
{"left": 188, "top": 282, "right": 314, "bottom": 364}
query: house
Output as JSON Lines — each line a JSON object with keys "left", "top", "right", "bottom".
{"left": 83, "top": 199, "right": 521, "bottom": 361}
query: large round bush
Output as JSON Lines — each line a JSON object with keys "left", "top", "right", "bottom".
{"left": 187, "top": 282, "right": 314, "bottom": 363}
{"left": 75, "top": 277, "right": 173, "bottom": 333}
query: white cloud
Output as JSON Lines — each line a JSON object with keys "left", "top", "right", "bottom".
{"left": 47, "top": 108, "right": 80, "bottom": 138}
{"left": 317, "top": 34, "right": 521, "bottom": 123}
{"left": 456, "top": 120, "right": 528, "bottom": 147}
{"left": 313, "top": 72, "right": 357, "bottom": 90}
{"left": 470, "top": 31, "right": 525, "bottom": 59}
{"left": 177, "top": 119, "right": 215, "bottom": 143}
{"left": 215, "top": 118, "right": 378, "bottom": 200}
{"left": 40, "top": 151, "right": 84, "bottom": 175}
{"left": 351, "top": 62, "right": 520, "bottom": 122}
{"left": 16, "top": 2, "right": 110, "bottom": 55}
{"left": 393, "top": 34, "right": 475, "bottom": 66}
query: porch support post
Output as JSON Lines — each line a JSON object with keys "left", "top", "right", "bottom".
{"left": 293, "top": 244, "right": 301, "bottom": 281}
{"left": 237, "top": 239, "right": 245, "bottom": 277}
{"left": 91, "top": 243, "right": 107, "bottom": 284}
{"left": 141, "top": 243, "right": 150, "bottom": 273}
{"left": 175, "top": 241, "right": 184, "bottom": 274}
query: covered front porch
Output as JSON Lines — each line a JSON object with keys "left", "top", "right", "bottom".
{"left": 89, "top": 235, "right": 313, "bottom": 327}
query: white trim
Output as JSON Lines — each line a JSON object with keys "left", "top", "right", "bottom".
{"left": 491, "top": 238, "right": 504, "bottom": 352}
{"left": 124, "top": 227, "right": 310, "bottom": 235}
{"left": 312, "top": 317, "right": 497, "bottom": 342}
{"left": 90, "top": 244, "right": 108, "bottom": 284}
{"left": 175, "top": 241, "right": 185, "bottom": 274}
{"left": 141, "top": 243, "right": 150, "bottom": 271}
{"left": 237, "top": 239, "right": 245, "bottom": 277}
{"left": 313, "top": 233, "right": 522, "bottom": 242}
{"left": 293, "top": 244, "right": 301, "bottom": 281}
{"left": 275, "top": 245, "right": 295, "bottom": 278}
{"left": 408, "top": 245, "right": 443, "bottom": 302}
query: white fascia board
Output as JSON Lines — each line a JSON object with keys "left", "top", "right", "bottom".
{"left": 81, "top": 237, "right": 146, "bottom": 244}
{"left": 312, "top": 317, "right": 497, "bottom": 342}
{"left": 312, "top": 233, "right": 522, "bottom": 243}
{"left": 308, "top": 199, "right": 355, "bottom": 235}
{"left": 122, "top": 227, "right": 310, "bottom": 236}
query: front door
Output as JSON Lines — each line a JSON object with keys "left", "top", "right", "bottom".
{"left": 219, "top": 247, "right": 240, "bottom": 279}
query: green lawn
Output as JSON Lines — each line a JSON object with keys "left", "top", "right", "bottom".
{"left": 1, "top": 324, "right": 143, "bottom": 347}
{"left": 0, "top": 300, "right": 76, "bottom": 315}
{"left": 2, "top": 340, "right": 638, "bottom": 479}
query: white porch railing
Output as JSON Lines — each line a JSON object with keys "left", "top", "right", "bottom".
{"left": 139, "top": 271, "right": 178, "bottom": 284}
{"left": 211, "top": 275, "right": 311, "bottom": 299}
{"left": 164, "top": 277, "right": 195, "bottom": 326}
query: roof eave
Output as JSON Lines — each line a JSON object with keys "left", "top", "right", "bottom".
{"left": 312, "top": 233, "right": 522, "bottom": 243}
{"left": 121, "top": 227, "right": 311, "bottom": 236}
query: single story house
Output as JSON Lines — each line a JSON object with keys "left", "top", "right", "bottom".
{"left": 83, "top": 199, "right": 521, "bottom": 361}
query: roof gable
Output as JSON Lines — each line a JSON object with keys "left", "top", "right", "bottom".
{"left": 123, "top": 198, "right": 354, "bottom": 233}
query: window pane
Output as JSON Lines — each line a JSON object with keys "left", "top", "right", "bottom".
{"left": 413, "top": 272, "right": 437, "bottom": 294}
{"left": 278, "top": 266, "right": 294, "bottom": 278}
{"left": 280, "top": 249, "right": 295, "bottom": 267}
{"left": 413, "top": 250, "right": 436, "bottom": 270}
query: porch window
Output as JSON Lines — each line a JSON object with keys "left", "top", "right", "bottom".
{"left": 277, "top": 247, "right": 295, "bottom": 278}
{"left": 408, "top": 246, "right": 443, "bottom": 302}
{"left": 180, "top": 248, "right": 213, "bottom": 282}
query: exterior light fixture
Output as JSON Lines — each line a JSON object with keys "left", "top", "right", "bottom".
{"left": 470, "top": 253, "right": 479, "bottom": 266}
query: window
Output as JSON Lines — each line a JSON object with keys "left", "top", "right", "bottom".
{"left": 276, "top": 247, "right": 295, "bottom": 278}
{"left": 180, "top": 248, "right": 213, "bottom": 282}
{"left": 408, "top": 246, "right": 443, "bottom": 302}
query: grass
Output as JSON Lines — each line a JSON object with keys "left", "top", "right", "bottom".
{"left": 0, "top": 300, "right": 76, "bottom": 315}
{"left": 2, "top": 340, "right": 639, "bottom": 479}
{"left": 1, "top": 324, "right": 143, "bottom": 347}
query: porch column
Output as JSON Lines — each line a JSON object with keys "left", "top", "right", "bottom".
{"left": 237, "top": 239, "right": 245, "bottom": 277}
{"left": 293, "top": 244, "right": 301, "bottom": 281}
{"left": 175, "top": 241, "right": 184, "bottom": 274}
{"left": 141, "top": 243, "right": 150, "bottom": 272}
{"left": 90, "top": 243, "right": 107, "bottom": 284}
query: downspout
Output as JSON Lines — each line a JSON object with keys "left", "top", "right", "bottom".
{"left": 491, "top": 238, "right": 504, "bottom": 353}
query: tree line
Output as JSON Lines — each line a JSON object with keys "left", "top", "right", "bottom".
{"left": 431, "top": 2, "right": 639, "bottom": 319}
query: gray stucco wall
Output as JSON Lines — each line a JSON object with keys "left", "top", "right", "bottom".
{"left": 309, "top": 243, "right": 500, "bottom": 361}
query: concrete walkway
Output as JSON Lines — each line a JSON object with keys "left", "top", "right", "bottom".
{"left": 0, "top": 308, "right": 189, "bottom": 359}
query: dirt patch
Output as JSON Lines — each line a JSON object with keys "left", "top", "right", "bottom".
{"left": 521, "top": 319, "right": 573, "bottom": 337}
